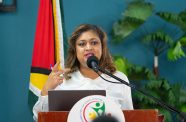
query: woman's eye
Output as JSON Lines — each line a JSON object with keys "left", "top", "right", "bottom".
{"left": 91, "top": 40, "right": 99, "bottom": 45}
{"left": 78, "top": 42, "right": 85, "bottom": 46}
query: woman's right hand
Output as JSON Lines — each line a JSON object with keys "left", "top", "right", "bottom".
{"left": 41, "top": 62, "right": 70, "bottom": 96}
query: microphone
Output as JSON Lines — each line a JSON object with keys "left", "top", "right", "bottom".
{"left": 87, "top": 56, "right": 186, "bottom": 122}
{"left": 87, "top": 56, "right": 99, "bottom": 72}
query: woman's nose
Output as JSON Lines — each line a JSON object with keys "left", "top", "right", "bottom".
{"left": 85, "top": 43, "right": 93, "bottom": 50}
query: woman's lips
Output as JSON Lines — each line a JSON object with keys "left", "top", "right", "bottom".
{"left": 84, "top": 53, "right": 94, "bottom": 58}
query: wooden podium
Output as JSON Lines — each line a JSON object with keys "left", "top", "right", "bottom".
{"left": 38, "top": 109, "right": 163, "bottom": 122}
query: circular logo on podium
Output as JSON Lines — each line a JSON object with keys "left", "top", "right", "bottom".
{"left": 67, "top": 95, "right": 125, "bottom": 122}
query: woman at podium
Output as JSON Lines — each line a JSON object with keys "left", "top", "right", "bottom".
{"left": 33, "top": 24, "right": 133, "bottom": 120}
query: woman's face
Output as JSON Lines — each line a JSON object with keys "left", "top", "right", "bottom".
{"left": 76, "top": 30, "right": 102, "bottom": 68}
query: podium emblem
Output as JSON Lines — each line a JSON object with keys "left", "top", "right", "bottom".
{"left": 67, "top": 95, "right": 125, "bottom": 122}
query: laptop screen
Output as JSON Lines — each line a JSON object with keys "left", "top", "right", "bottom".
{"left": 48, "top": 90, "right": 106, "bottom": 111}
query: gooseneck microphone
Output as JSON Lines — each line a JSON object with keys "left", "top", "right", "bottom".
{"left": 87, "top": 55, "right": 186, "bottom": 122}
{"left": 87, "top": 55, "right": 99, "bottom": 72}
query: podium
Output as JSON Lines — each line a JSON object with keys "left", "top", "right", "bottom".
{"left": 38, "top": 109, "right": 163, "bottom": 122}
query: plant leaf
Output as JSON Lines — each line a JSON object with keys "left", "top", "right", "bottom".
{"left": 112, "top": 0, "right": 154, "bottom": 43}
{"left": 124, "top": 0, "right": 154, "bottom": 20}
{"left": 167, "top": 41, "right": 186, "bottom": 61}
{"left": 113, "top": 55, "right": 156, "bottom": 81}
{"left": 143, "top": 30, "right": 173, "bottom": 45}
{"left": 112, "top": 17, "right": 144, "bottom": 43}
{"left": 114, "top": 57, "right": 128, "bottom": 75}
{"left": 179, "top": 35, "right": 186, "bottom": 47}
{"left": 156, "top": 10, "right": 186, "bottom": 32}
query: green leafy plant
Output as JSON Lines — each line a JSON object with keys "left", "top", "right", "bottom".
{"left": 114, "top": 55, "right": 156, "bottom": 81}
{"left": 112, "top": 0, "right": 154, "bottom": 43}
{"left": 114, "top": 56, "right": 186, "bottom": 122}
{"left": 156, "top": 10, "right": 186, "bottom": 61}
{"left": 112, "top": 3, "right": 186, "bottom": 76}
{"left": 142, "top": 30, "right": 175, "bottom": 76}
{"left": 111, "top": 0, "right": 186, "bottom": 121}
{"left": 156, "top": 10, "right": 186, "bottom": 32}
{"left": 135, "top": 79, "right": 176, "bottom": 122}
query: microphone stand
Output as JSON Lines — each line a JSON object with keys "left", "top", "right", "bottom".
{"left": 96, "top": 67, "right": 186, "bottom": 122}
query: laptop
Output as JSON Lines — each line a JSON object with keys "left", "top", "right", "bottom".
{"left": 48, "top": 90, "right": 106, "bottom": 111}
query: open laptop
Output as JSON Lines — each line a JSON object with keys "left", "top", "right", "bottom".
{"left": 48, "top": 90, "right": 106, "bottom": 111}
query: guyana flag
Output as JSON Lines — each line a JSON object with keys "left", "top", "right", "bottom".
{"left": 28, "top": 0, "right": 67, "bottom": 113}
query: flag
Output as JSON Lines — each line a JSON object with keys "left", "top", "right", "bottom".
{"left": 28, "top": 0, "right": 66, "bottom": 114}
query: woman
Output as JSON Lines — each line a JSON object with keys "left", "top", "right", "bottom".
{"left": 33, "top": 24, "right": 133, "bottom": 120}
